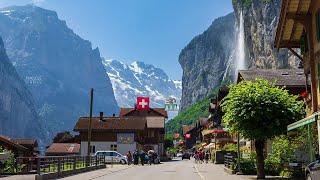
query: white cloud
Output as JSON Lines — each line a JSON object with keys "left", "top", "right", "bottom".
{"left": 32, "top": 0, "right": 45, "bottom": 5}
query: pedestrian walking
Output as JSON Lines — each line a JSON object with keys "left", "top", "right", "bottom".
{"left": 199, "top": 150, "right": 204, "bottom": 164}
{"left": 205, "top": 151, "right": 209, "bottom": 163}
{"left": 140, "top": 150, "right": 146, "bottom": 166}
{"left": 133, "top": 150, "right": 139, "bottom": 165}
{"left": 127, "top": 151, "right": 132, "bottom": 165}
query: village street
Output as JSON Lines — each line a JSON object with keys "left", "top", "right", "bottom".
{"left": 59, "top": 159, "right": 263, "bottom": 180}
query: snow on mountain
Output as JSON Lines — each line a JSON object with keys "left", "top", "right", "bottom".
{"left": 102, "top": 59, "right": 182, "bottom": 108}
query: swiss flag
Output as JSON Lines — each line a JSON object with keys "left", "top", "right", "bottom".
{"left": 136, "top": 97, "right": 150, "bottom": 111}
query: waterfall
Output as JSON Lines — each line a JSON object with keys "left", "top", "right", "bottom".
{"left": 234, "top": 10, "right": 246, "bottom": 76}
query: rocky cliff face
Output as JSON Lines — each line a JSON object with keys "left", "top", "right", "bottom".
{"left": 0, "top": 36, "right": 43, "bottom": 139}
{"left": 0, "top": 5, "right": 118, "bottom": 141}
{"left": 179, "top": 0, "right": 301, "bottom": 111}
{"left": 233, "top": 0, "right": 299, "bottom": 69}
{"left": 179, "top": 13, "right": 235, "bottom": 111}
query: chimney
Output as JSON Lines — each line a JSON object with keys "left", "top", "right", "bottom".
{"left": 99, "top": 112, "right": 104, "bottom": 121}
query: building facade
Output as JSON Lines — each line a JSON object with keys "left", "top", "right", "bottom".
{"left": 74, "top": 108, "right": 167, "bottom": 156}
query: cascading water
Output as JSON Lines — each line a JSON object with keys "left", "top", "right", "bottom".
{"left": 234, "top": 10, "right": 246, "bottom": 76}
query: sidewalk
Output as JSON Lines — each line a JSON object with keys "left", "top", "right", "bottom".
{"left": 194, "top": 163, "right": 287, "bottom": 180}
{"left": 0, "top": 174, "right": 35, "bottom": 180}
{"left": 0, "top": 165, "right": 130, "bottom": 180}
{"left": 61, "top": 164, "right": 132, "bottom": 180}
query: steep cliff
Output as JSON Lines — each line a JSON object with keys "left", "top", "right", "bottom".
{"left": 0, "top": 36, "right": 43, "bottom": 139}
{"left": 0, "top": 5, "right": 118, "bottom": 140}
{"left": 179, "top": 0, "right": 301, "bottom": 111}
{"left": 179, "top": 13, "right": 235, "bottom": 111}
{"left": 233, "top": 0, "right": 299, "bottom": 69}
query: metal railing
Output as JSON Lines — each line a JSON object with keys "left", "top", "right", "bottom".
{"left": 15, "top": 155, "right": 105, "bottom": 175}
{"left": 224, "top": 153, "right": 237, "bottom": 169}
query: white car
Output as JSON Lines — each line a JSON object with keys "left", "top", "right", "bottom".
{"left": 176, "top": 152, "right": 183, "bottom": 157}
{"left": 95, "top": 151, "right": 127, "bottom": 164}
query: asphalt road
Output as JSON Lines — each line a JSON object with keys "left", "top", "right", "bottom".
{"left": 95, "top": 159, "right": 202, "bottom": 180}
{"left": 66, "top": 158, "right": 244, "bottom": 180}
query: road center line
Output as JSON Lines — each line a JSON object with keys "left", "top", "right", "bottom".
{"left": 194, "top": 164, "right": 205, "bottom": 180}
{"left": 89, "top": 166, "right": 133, "bottom": 180}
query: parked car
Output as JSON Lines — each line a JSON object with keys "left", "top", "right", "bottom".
{"left": 182, "top": 152, "right": 190, "bottom": 160}
{"left": 305, "top": 155, "right": 320, "bottom": 180}
{"left": 95, "top": 151, "right": 127, "bottom": 164}
{"left": 176, "top": 152, "right": 183, "bottom": 157}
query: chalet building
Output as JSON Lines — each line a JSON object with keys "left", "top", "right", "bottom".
{"left": 12, "top": 139, "right": 39, "bottom": 156}
{"left": 208, "top": 86, "right": 229, "bottom": 128}
{"left": 182, "top": 125, "right": 196, "bottom": 149}
{"left": 237, "top": 69, "right": 309, "bottom": 97}
{"left": 74, "top": 107, "right": 167, "bottom": 156}
{"left": 0, "top": 136, "right": 29, "bottom": 157}
{"left": 274, "top": 0, "right": 320, "bottom": 160}
{"left": 46, "top": 143, "right": 80, "bottom": 156}
{"left": 182, "top": 118, "right": 209, "bottom": 150}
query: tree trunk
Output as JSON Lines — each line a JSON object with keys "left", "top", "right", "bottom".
{"left": 255, "top": 139, "right": 265, "bottom": 179}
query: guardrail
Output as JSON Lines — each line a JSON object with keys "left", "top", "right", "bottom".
{"left": 15, "top": 155, "right": 105, "bottom": 175}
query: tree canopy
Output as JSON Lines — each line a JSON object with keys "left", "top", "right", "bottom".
{"left": 221, "top": 79, "right": 305, "bottom": 140}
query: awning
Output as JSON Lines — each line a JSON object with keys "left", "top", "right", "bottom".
{"left": 204, "top": 143, "right": 215, "bottom": 149}
{"left": 202, "top": 128, "right": 228, "bottom": 136}
{"left": 287, "top": 112, "right": 319, "bottom": 131}
{"left": 202, "top": 129, "right": 214, "bottom": 136}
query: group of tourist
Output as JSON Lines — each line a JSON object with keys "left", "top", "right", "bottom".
{"left": 194, "top": 150, "right": 210, "bottom": 163}
{"left": 126, "top": 150, "right": 158, "bottom": 166}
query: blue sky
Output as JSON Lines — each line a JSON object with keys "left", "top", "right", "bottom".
{"left": 0, "top": 0, "right": 233, "bottom": 79}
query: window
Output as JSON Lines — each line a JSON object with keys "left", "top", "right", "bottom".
{"left": 89, "top": 145, "right": 95, "bottom": 153}
{"left": 96, "top": 152, "right": 103, "bottom": 156}
{"left": 110, "top": 144, "right": 117, "bottom": 151}
{"left": 148, "top": 130, "right": 155, "bottom": 137}
{"left": 316, "top": 9, "right": 320, "bottom": 42}
{"left": 111, "top": 152, "right": 118, "bottom": 157}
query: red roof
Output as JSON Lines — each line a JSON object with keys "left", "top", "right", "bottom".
{"left": 0, "top": 135, "right": 28, "bottom": 151}
{"left": 46, "top": 143, "right": 80, "bottom": 155}
{"left": 12, "top": 139, "right": 38, "bottom": 146}
{"left": 119, "top": 108, "right": 168, "bottom": 118}
{"left": 74, "top": 117, "right": 147, "bottom": 132}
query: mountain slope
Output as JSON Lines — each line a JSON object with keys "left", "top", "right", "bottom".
{"left": 0, "top": 36, "right": 43, "bottom": 140}
{"left": 0, "top": 5, "right": 118, "bottom": 141}
{"left": 179, "top": 13, "right": 235, "bottom": 111}
{"left": 103, "top": 59, "right": 181, "bottom": 108}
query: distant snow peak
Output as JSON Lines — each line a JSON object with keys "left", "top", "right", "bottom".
{"left": 130, "top": 61, "right": 144, "bottom": 74}
{"left": 102, "top": 59, "right": 182, "bottom": 108}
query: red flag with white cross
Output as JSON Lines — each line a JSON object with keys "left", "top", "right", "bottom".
{"left": 136, "top": 97, "right": 150, "bottom": 111}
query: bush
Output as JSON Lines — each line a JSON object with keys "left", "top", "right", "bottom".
{"left": 264, "top": 157, "right": 281, "bottom": 176}
{"left": 232, "top": 158, "right": 256, "bottom": 175}
{"left": 222, "top": 143, "right": 237, "bottom": 152}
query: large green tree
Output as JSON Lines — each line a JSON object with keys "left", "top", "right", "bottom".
{"left": 221, "top": 79, "right": 304, "bottom": 179}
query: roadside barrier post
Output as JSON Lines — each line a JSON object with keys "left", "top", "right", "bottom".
{"left": 37, "top": 157, "right": 40, "bottom": 174}
{"left": 95, "top": 155, "right": 98, "bottom": 167}
{"left": 58, "top": 157, "right": 61, "bottom": 176}
{"left": 73, "top": 156, "right": 76, "bottom": 170}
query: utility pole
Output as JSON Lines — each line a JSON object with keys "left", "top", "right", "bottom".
{"left": 87, "top": 88, "right": 94, "bottom": 157}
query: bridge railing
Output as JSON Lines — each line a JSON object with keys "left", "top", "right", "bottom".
{"left": 15, "top": 155, "right": 105, "bottom": 175}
